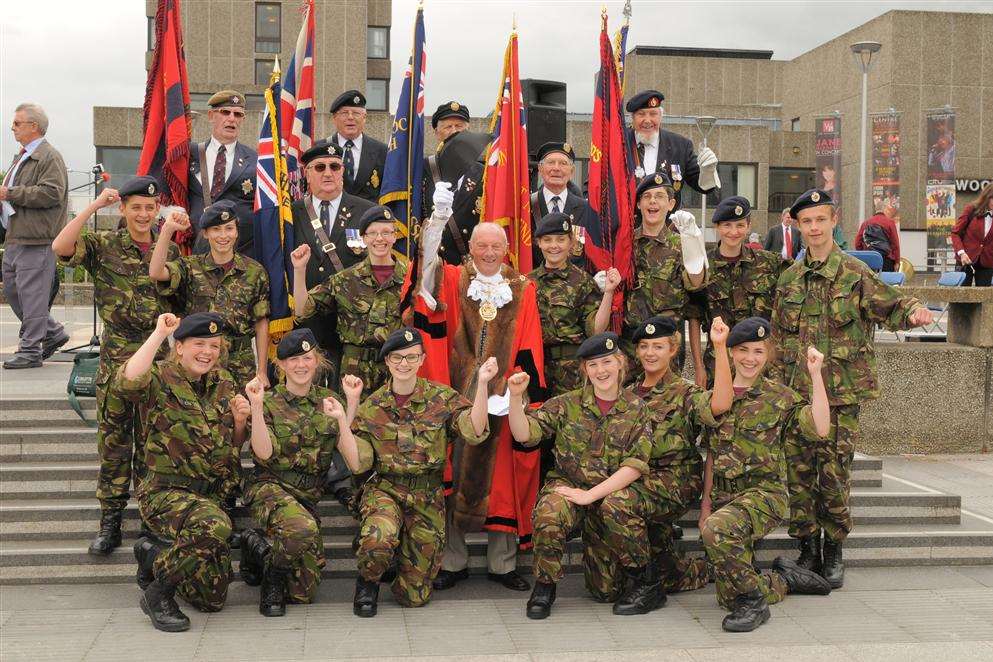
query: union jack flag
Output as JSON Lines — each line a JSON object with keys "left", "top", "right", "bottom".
{"left": 280, "top": 0, "right": 315, "bottom": 200}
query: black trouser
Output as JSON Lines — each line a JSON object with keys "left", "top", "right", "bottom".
{"left": 882, "top": 257, "right": 896, "bottom": 272}
{"left": 963, "top": 266, "right": 993, "bottom": 287}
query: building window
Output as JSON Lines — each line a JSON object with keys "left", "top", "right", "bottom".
{"left": 95, "top": 147, "right": 142, "bottom": 189}
{"left": 681, "top": 163, "right": 757, "bottom": 209}
{"left": 368, "top": 26, "right": 389, "bottom": 59}
{"left": 768, "top": 167, "right": 815, "bottom": 212}
{"left": 255, "top": 3, "right": 281, "bottom": 54}
{"left": 790, "top": 117, "right": 801, "bottom": 131}
{"left": 255, "top": 59, "right": 275, "bottom": 86}
{"left": 366, "top": 79, "right": 388, "bottom": 111}
{"left": 147, "top": 16, "right": 156, "bottom": 51}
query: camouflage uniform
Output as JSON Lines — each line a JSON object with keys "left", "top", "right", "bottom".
{"left": 521, "top": 386, "right": 652, "bottom": 601}
{"left": 528, "top": 262, "right": 601, "bottom": 396}
{"left": 352, "top": 377, "right": 488, "bottom": 607}
{"left": 298, "top": 257, "right": 407, "bottom": 393}
{"left": 690, "top": 245, "right": 782, "bottom": 385}
{"left": 698, "top": 377, "right": 825, "bottom": 609}
{"left": 633, "top": 370, "right": 710, "bottom": 593}
{"left": 115, "top": 359, "right": 240, "bottom": 612}
{"left": 158, "top": 253, "right": 270, "bottom": 388}
{"left": 60, "top": 229, "right": 179, "bottom": 513}
{"left": 770, "top": 247, "right": 923, "bottom": 542}
{"left": 242, "top": 384, "right": 340, "bottom": 603}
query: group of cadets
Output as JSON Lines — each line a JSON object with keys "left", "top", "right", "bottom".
{"left": 56, "top": 85, "right": 934, "bottom": 634}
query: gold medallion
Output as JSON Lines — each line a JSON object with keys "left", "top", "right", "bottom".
{"left": 370, "top": 169, "right": 380, "bottom": 188}
{"left": 479, "top": 301, "right": 497, "bottom": 321}
{"left": 242, "top": 179, "right": 253, "bottom": 195}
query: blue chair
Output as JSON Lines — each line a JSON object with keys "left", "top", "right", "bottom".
{"left": 923, "top": 271, "right": 966, "bottom": 334}
{"left": 879, "top": 271, "right": 905, "bottom": 286}
{"left": 847, "top": 250, "right": 884, "bottom": 272}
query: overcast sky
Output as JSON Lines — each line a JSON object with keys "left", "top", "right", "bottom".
{"left": 1, "top": 0, "right": 988, "bottom": 187}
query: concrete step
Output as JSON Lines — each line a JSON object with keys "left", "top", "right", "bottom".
{"left": 1, "top": 409, "right": 94, "bottom": 429}
{"left": 2, "top": 397, "right": 96, "bottom": 412}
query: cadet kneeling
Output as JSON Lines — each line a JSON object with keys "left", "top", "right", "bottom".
{"left": 697, "top": 317, "right": 833, "bottom": 633}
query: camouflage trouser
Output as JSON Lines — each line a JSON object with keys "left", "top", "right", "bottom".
{"left": 785, "top": 404, "right": 858, "bottom": 542}
{"left": 532, "top": 478, "right": 650, "bottom": 601}
{"left": 543, "top": 355, "right": 582, "bottom": 398}
{"left": 357, "top": 476, "right": 445, "bottom": 607}
{"left": 638, "top": 461, "right": 710, "bottom": 593}
{"left": 244, "top": 480, "right": 325, "bottom": 604}
{"left": 702, "top": 487, "right": 789, "bottom": 610}
{"left": 95, "top": 376, "right": 146, "bottom": 513}
{"left": 139, "top": 488, "right": 233, "bottom": 612}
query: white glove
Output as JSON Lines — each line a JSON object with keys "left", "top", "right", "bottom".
{"left": 696, "top": 147, "right": 721, "bottom": 191}
{"left": 433, "top": 181, "right": 454, "bottom": 217}
{"left": 671, "top": 210, "right": 708, "bottom": 275}
{"left": 593, "top": 270, "right": 607, "bottom": 292}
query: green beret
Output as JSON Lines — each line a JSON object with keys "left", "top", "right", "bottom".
{"left": 789, "top": 188, "right": 834, "bottom": 220}
{"left": 534, "top": 212, "right": 573, "bottom": 239}
{"left": 207, "top": 90, "right": 245, "bottom": 108}
{"left": 636, "top": 172, "right": 674, "bottom": 199}
{"left": 727, "top": 317, "right": 771, "bottom": 348}
{"left": 276, "top": 328, "right": 318, "bottom": 360}
{"left": 174, "top": 312, "right": 226, "bottom": 340}
{"left": 379, "top": 327, "right": 424, "bottom": 361}
{"left": 301, "top": 140, "right": 344, "bottom": 165}
{"left": 330, "top": 89, "right": 366, "bottom": 114}
{"left": 577, "top": 332, "right": 620, "bottom": 360}
{"left": 118, "top": 176, "right": 160, "bottom": 200}
{"left": 712, "top": 196, "right": 751, "bottom": 224}
{"left": 199, "top": 200, "right": 239, "bottom": 230}
{"left": 358, "top": 205, "right": 396, "bottom": 234}
{"left": 631, "top": 316, "right": 679, "bottom": 342}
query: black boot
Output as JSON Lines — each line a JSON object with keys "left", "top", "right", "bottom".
{"left": 722, "top": 590, "right": 770, "bottom": 632}
{"left": 821, "top": 538, "right": 845, "bottom": 589}
{"left": 795, "top": 533, "right": 822, "bottom": 574}
{"left": 239, "top": 528, "right": 271, "bottom": 587}
{"left": 140, "top": 578, "right": 191, "bottom": 632}
{"left": 88, "top": 509, "right": 123, "bottom": 556}
{"left": 353, "top": 577, "right": 379, "bottom": 617}
{"left": 260, "top": 565, "right": 289, "bottom": 617}
{"left": 771, "top": 556, "right": 832, "bottom": 595}
{"left": 526, "top": 581, "right": 556, "bottom": 620}
{"left": 133, "top": 536, "right": 168, "bottom": 590}
{"left": 613, "top": 564, "right": 666, "bottom": 615}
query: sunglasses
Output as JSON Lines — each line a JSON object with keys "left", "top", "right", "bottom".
{"left": 216, "top": 109, "right": 246, "bottom": 119}
{"left": 309, "top": 162, "right": 343, "bottom": 173}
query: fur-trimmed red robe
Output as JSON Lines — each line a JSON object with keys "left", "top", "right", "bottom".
{"left": 406, "top": 258, "right": 546, "bottom": 548}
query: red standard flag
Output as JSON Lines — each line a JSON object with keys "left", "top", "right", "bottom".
{"left": 587, "top": 11, "right": 635, "bottom": 331}
{"left": 480, "top": 31, "right": 533, "bottom": 274}
{"left": 137, "top": 0, "right": 192, "bottom": 250}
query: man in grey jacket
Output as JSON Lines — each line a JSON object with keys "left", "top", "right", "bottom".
{"left": 1, "top": 102, "right": 69, "bottom": 369}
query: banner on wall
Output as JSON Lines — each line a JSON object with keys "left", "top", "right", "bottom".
{"left": 870, "top": 112, "right": 901, "bottom": 215}
{"left": 925, "top": 108, "right": 956, "bottom": 252}
{"left": 814, "top": 115, "right": 845, "bottom": 244}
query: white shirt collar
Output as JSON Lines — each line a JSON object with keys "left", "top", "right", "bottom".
{"left": 473, "top": 269, "right": 504, "bottom": 285}
{"left": 312, "top": 192, "right": 343, "bottom": 220}
{"left": 208, "top": 136, "right": 237, "bottom": 150}
{"left": 21, "top": 137, "right": 44, "bottom": 156}
{"left": 337, "top": 133, "right": 363, "bottom": 151}
{"left": 543, "top": 186, "right": 568, "bottom": 210}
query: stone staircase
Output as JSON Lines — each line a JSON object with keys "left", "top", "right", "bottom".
{"left": 2, "top": 396, "right": 993, "bottom": 585}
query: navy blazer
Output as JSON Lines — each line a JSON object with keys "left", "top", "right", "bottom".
{"left": 529, "top": 188, "right": 600, "bottom": 270}
{"left": 331, "top": 133, "right": 388, "bottom": 204}
{"left": 625, "top": 126, "right": 714, "bottom": 207}
{"left": 188, "top": 140, "right": 258, "bottom": 258}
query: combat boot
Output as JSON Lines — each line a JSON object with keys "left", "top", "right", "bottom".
{"left": 239, "top": 528, "right": 271, "bottom": 587}
{"left": 722, "top": 589, "right": 770, "bottom": 632}
{"left": 260, "top": 564, "right": 289, "bottom": 617}
{"left": 795, "top": 533, "right": 822, "bottom": 574}
{"left": 526, "top": 581, "right": 556, "bottom": 620}
{"left": 353, "top": 576, "right": 379, "bottom": 617}
{"left": 821, "top": 538, "right": 845, "bottom": 589}
{"left": 613, "top": 564, "right": 666, "bottom": 615}
{"left": 771, "top": 556, "right": 832, "bottom": 595}
{"left": 140, "top": 578, "right": 190, "bottom": 632}
{"left": 88, "top": 509, "right": 123, "bottom": 556}
{"left": 133, "top": 535, "right": 168, "bottom": 590}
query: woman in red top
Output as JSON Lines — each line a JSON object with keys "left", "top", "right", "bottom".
{"left": 951, "top": 183, "right": 993, "bottom": 286}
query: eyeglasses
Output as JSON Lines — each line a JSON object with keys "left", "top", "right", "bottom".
{"left": 216, "top": 109, "right": 246, "bottom": 119}
{"left": 309, "top": 162, "right": 343, "bottom": 173}
{"left": 335, "top": 110, "right": 366, "bottom": 119}
{"left": 386, "top": 353, "right": 423, "bottom": 365}
{"left": 364, "top": 230, "right": 396, "bottom": 239}
{"left": 641, "top": 192, "right": 671, "bottom": 202}
{"left": 11, "top": 120, "right": 36, "bottom": 127}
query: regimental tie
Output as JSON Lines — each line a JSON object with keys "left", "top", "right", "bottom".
{"left": 211, "top": 144, "right": 226, "bottom": 199}
{"left": 343, "top": 139, "right": 355, "bottom": 185}
{"left": 320, "top": 200, "right": 331, "bottom": 234}
{"left": 550, "top": 195, "right": 561, "bottom": 214}
{"left": 636, "top": 142, "right": 646, "bottom": 167}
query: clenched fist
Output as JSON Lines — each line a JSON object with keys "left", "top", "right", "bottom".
{"left": 806, "top": 346, "right": 824, "bottom": 375}
{"left": 155, "top": 313, "right": 180, "bottom": 336}
{"left": 710, "top": 316, "right": 729, "bottom": 346}
{"left": 323, "top": 396, "right": 346, "bottom": 420}
{"left": 507, "top": 371, "right": 530, "bottom": 397}
{"left": 245, "top": 377, "right": 265, "bottom": 407}
{"left": 341, "top": 374, "right": 363, "bottom": 401}
{"left": 230, "top": 394, "right": 251, "bottom": 424}
{"left": 478, "top": 357, "right": 499, "bottom": 385}
{"left": 290, "top": 244, "right": 311, "bottom": 270}
{"left": 163, "top": 209, "right": 191, "bottom": 235}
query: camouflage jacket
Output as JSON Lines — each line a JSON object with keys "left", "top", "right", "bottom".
{"left": 636, "top": 369, "right": 708, "bottom": 468}
{"left": 625, "top": 227, "right": 707, "bottom": 334}
{"left": 61, "top": 229, "right": 180, "bottom": 382}
{"left": 159, "top": 253, "right": 270, "bottom": 341}
{"left": 299, "top": 257, "right": 407, "bottom": 347}
{"left": 770, "top": 246, "right": 923, "bottom": 405}
{"left": 688, "top": 244, "right": 783, "bottom": 328}
{"left": 522, "top": 385, "right": 652, "bottom": 488}
{"left": 352, "top": 377, "right": 487, "bottom": 477}
{"left": 249, "top": 384, "right": 339, "bottom": 505}
{"left": 699, "top": 376, "right": 823, "bottom": 482}
{"left": 115, "top": 359, "right": 239, "bottom": 487}
{"left": 528, "top": 262, "right": 600, "bottom": 346}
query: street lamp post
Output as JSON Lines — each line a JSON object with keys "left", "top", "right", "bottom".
{"left": 694, "top": 115, "right": 717, "bottom": 231}
{"left": 850, "top": 41, "right": 881, "bottom": 224}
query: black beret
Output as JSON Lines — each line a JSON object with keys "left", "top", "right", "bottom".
{"left": 174, "top": 312, "right": 225, "bottom": 341}
{"left": 432, "top": 101, "right": 470, "bottom": 129}
{"left": 200, "top": 200, "right": 239, "bottom": 230}
{"left": 300, "top": 140, "right": 344, "bottom": 165}
{"left": 358, "top": 205, "right": 396, "bottom": 234}
{"left": 789, "top": 188, "right": 834, "bottom": 220}
{"left": 118, "top": 176, "right": 160, "bottom": 200}
{"left": 631, "top": 315, "right": 679, "bottom": 343}
{"left": 276, "top": 328, "right": 318, "bottom": 360}
{"left": 534, "top": 212, "right": 573, "bottom": 238}
{"left": 378, "top": 327, "right": 424, "bottom": 361}
{"left": 577, "top": 332, "right": 620, "bottom": 360}
{"left": 536, "top": 141, "right": 575, "bottom": 163}
{"left": 625, "top": 90, "right": 665, "bottom": 113}
{"left": 636, "top": 172, "right": 674, "bottom": 199}
{"left": 727, "top": 316, "right": 771, "bottom": 348}
{"left": 330, "top": 89, "right": 366, "bottom": 114}
{"left": 207, "top": 90, "right": 245, "bottom": 108}
{"left": 712, "top": 196, "right": 751, "bottom": 224}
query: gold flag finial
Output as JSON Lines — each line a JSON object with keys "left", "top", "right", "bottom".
{"left": 622, "top": 0, "right": 632, "bottom": 22}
